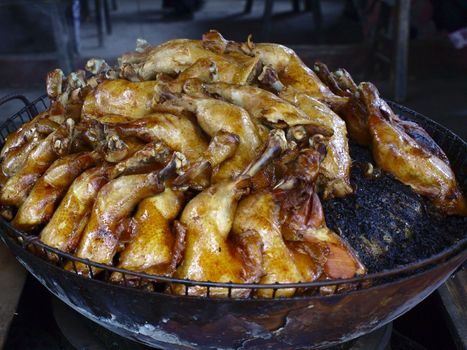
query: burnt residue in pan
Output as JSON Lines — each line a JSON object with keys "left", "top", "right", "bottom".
{"left": 323, "top": 142, "right": 467, "bottom": 273}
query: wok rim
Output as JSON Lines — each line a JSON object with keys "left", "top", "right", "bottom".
{"left": 1, "top": 223, "right": 466, "bottom": 302}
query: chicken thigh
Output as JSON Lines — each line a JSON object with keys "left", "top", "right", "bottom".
{"left": 13, "top": 151, "right": 100, "bottom": 230}
{"left": 172, "top": 130, "right": 287, "bottom": 297}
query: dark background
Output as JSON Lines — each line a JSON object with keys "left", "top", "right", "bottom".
{"left": 0, "top": 0, "right": 466, "bottom": 139}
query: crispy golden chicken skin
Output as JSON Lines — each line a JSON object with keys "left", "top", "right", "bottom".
{"left": 119, "top": 39, "right": 259, "bottom": 83}
{"left": 279, "top": 90, "right": 352, "bottom": 198}
{"left": 160, "top": 94, "right": 263, "bottom": 182}
{"left": 39, "top": 164, "right": 113, "bottom": 256}
{"left": 315, "top": 62, "right": 466, "bottom": 215}
{"left": 82, "top": 79, "right": 158, "bottom": 119}
{"left": 274, "top": 147, "right": 365, "bottom": 283}
{"left": 361, "top": 83, "right": 467, "bottom": 215}
{"left": 103, "top": 114, "right": 208, "bottom": 162}
{"left": 172, "top": 131, "right": 287, "bottom": 297}
{"left": 0, "top": 119, "right": 75, "bottom": 207}
{"left": 10, "top": 31, "right": 467, "bottom": 299}
{"left": 200, "top": 30, "right": 346, "bottom": 109}
{"left": 202, "top": 82, "right": 334, "bottom": 135}
{"left": 233, "top": 190, "right": 303, "bottom": 298}
{"left": 13, "top": 151, "right": 101, "bottom": 230}
{"left": 111, "top": 187, "right": 185, "bottom": 281}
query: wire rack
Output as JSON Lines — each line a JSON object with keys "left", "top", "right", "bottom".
{"left": 0, "top": 94, "right": 466, "bottom": 299}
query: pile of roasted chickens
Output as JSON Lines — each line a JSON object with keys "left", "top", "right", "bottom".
{"left": 0, "top": 31, "right": 465, "bottom": 298}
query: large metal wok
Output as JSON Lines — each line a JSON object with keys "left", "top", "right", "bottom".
{"left": 0, "top": 94, "right": 466, "bottom": 350}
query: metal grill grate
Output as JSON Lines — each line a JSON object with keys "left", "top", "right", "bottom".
{"left": 0, "top": 95, "right": 465, "bottom": 299}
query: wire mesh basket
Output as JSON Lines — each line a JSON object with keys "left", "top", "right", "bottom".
{"left": 0, "top": 94, "right": 466, "bottom": 300}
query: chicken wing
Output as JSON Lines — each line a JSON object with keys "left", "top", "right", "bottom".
{"left": 70, "top": 152, "right": 182, "bottom": 276}
{"left": 119, "top": 38, "right": 260, "bottom": 84}
{"left": 279, "top": 89, "right": 352, "bottom": 198}
{"left": 201, "top": 82, "right": 333, "bottom": 135}
{"left": 159, "top": 93, "right": 263, "bottom": 182}
{"left": 361, "top": 83, "right": 467, "bottom": 215}
{"left": 0, "top": 119, "right": 75, "bottom": 207}
{"left": 39, "top": 164, "right": 113, "bottom": 257}
{"left": 104, "top": 113, "right": 208, "bottom": 162}
{"left": 172, "top": 130, "right": 287, "bottom": 297}
{"left": 12, "top": 151, "right": 101, "bottom": 230}
{"left": 82, "top": 79, "right": 159, "bottom": 120}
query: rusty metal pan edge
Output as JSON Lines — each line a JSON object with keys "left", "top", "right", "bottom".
{"left": 1, "top": 213, "right": 466, "bottom": 301}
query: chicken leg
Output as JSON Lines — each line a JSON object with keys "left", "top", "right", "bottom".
{"left": 70, "top": 151, "right": 183, "bottom": 276}
{"left": 0, "top": 119, "right": 75, "bottom": 207}
{"left": 172, "top": 130, "right": 287, "bottom": 297}
{"left": 12, "top": 151, "right": 101, "bottom": 230}
{"left": 39, "top": 164, "right": 113, "bottom": 258}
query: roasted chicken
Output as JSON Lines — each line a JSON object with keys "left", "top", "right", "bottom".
{"left": 159, "top": 93, "right": 263, "bottom": 182}
{"left": 201, "top": 30, "right": 347, "bottom": 110}
{"left": 70, "top": 150, "right": 183, "bottom": 276}
{"left": 360, "top": 83, "right": 467, "bottom": 215}
{"left": 2, "top": 30, "right": 465, "bottom": 300}
{"left": 172, "top": 131, "right": 287, "bottom": 297}
{"left": 39, "top": 164, "right": 113, "bottom": 257}
{"left": 312, "top": 62, "right": 466, "bottom": 214}
{"left": 119, "top": 38, "right": 260, "bottom": 84}
{"left": 111, "top": 187, "right": 185, "bottom": 281}
{"left": 101, "top": 113, "right": 208, "bottom": 162}
{"left": 12, "top": 151, "right": 100, "bottom": 230}
{"left": 0, "top": 119, "right": 75, "bottom": 207}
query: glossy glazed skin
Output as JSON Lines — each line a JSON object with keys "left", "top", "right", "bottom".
{"left": 275, "top": 149, "right": 366, "bottom": 283}
{"left": 82, "top": 79, "right": 158, "bottom": 119}
{"left": 361, "top": 83, "right": 467, "bottom": 216}
{"left": 119, "top": 39, "right": 259, "bottom": 83}
{"left": 112, "top": 187, "right": 185, "bottom": 280}
{"left": 72, "top": 171, "right": 166, "bottom": 276}
{"left": 173, "top": 131, "right": 240, "bottom": 190}
{"left": 2, "top": 135, "right": 45, "bottom": 178}
{"left": 0, "top": 120, "right": 75, "bottom": 207}
{"left": 313, "top": 63, "right": 371, "bottom": 145}
{"left": 12, "top": 151, "right": 100, "bottom": 230}
{"left": 0, "top": 103, "right": 64, "bottom": 172}
{"left": 172, "top": 131, "right": 287, "bottom": 297}
{"left": 314, "top": 62, "right": 466, "bottom": 215}
{"left": 105, "top": 114, "right": 208, "bottom": 163}
{"left": 161, "top": 94, "right": 263, "bottom": 182}
{"left": 233, "top": 190, "right": 303, "bottom": 298}
{"left": 280, "top": 90, "right": 352, "bottom": 198}
{"left": 39, "top": 164, "right": 113, "bottom": 255}
{"left": 253, "top": 43, "right": 347, "bottom": 109}
{"left": 172, "top": 176, "right": 254, "bottom": 297}
{"left": 202, "top": 82, "right": 333, "bottom": 133}
{"left": 70, "top": 149, "right": 182, "bottom": 275}
{"left": 4, "top": 31, "right": 467, "bottom": 306}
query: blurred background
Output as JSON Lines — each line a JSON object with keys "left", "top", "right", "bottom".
{"left": 0, "top": 0, "right": 466, "bottom": 138}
